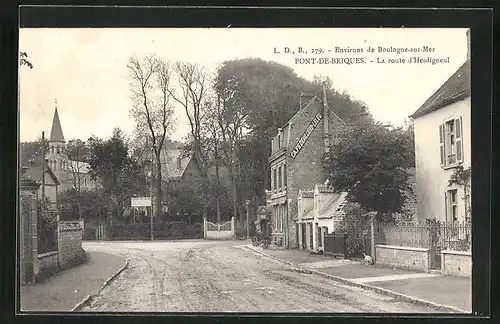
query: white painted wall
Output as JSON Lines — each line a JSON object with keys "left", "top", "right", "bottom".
{"left": 413, "top": 97, "right": 471, "bottom": 222}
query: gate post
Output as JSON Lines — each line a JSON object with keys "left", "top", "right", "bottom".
{"left": 231, "top": 217, "right": 235, "bottom": 238}
{"left": 20, "top": 178, "right": 40, "bottom": 285}
{"left": 203, "top": 217, "right": 207, "bottom": 239}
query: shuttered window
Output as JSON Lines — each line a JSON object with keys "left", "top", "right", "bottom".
{"left": 440, "top": 117, "right": 464, "bottom": 168}
{"left": 283, "top": 164, "right": 287, "bottom": 188}
{"left": 439, "top": 124, "right": 445, "bottom": 166}
{"left": 278, "top": 165, "right": 282, "bottom": 191}
{"left": 455, "top": 117, "right": 463, "bottom": 163}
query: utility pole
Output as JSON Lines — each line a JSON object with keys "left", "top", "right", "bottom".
{"left": 150, "top": 136, "right": 154, "bottom": 241}
{"left": 369, "top": 212, "right": 377, "bottom": 262}
{"left": 245, "top": 200, "right": 250, "bottom": 239}
{"left": 41, "top": 131, "right": 46, "bottom": 212}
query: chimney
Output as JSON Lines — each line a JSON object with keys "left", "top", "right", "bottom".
{"left": 177, "top": 156, "right": 182, "bottom": 170}
{"left": 466, "top": 29, "right": 471, "bottom": 60}
{"left": 322, "top": 83, "right": 329, "bottom": 153}
{"left": 299, "top": 92, "right": 315, "bottom": 108}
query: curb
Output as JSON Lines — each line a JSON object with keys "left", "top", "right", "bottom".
{"left": 243, "top": 245, "right": 468, "bottom": 314}
{"left": 71, "top": 259, "right": 129, "bottom": 312}
{"left": 244, "top": 246, "right": 312, "bottom": 274}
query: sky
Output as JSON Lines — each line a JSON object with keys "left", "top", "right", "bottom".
{"left": 19, "top": 28, "right": 468, "bottom": 143}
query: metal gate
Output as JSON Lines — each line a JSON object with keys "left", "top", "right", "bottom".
{"left": 324, "top": 233, "right": 347, "bottom": 258}
{"left": 429, "top": 223, "right": 442, "bottom": 269}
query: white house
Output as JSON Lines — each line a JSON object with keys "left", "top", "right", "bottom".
{"left": 409, "top": 31, "right": 471, "bottom": 225}
{"left": 297, "top": 184, "right": 348, "bottom": 251}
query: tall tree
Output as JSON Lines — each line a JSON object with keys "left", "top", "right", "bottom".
{"left": 169, "top": 62, "right": 212, "bottom": 222}
{"left": 128, "top": 55, "right": 176, "bottom": 220}
{"left": 323, "top": 122, "right": 415, "bottom": 220}
{"left": 87, "top": 128, "right": 146, "bottom": 224}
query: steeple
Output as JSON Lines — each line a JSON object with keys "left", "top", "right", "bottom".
{"left": 49, "top": 101, "right": 65, "bottom": 143}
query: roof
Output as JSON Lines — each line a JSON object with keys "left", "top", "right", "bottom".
{"left": 49, "top": 108, "right": 65, "bottom": 142}
{"left": 282, "top": 95, "right": 346, "bottom": 129}
{"left": 410, "top": 60, "right": 471, "bottom": 119}
{"left": 68, "top": 159, "right": 92, "bottom": 173}
{"left": 318, "top": 192, "right": 348, "bottom": 218}
{"left": 160, "top": 149, "right": 193, "bottom": 179}
{"left": 20, "top": 164, "right": 60, "bottom": 185}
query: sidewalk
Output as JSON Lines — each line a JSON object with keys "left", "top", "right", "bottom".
{"left": 244, "top": 245, "right": 471, "bottom": 313}
{"left": 20, "top": 251, "right": 127, "bottom": 312}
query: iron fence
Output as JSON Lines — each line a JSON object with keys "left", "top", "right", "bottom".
{"left": 376, "top": 221, "right": 472, "bottom": 252}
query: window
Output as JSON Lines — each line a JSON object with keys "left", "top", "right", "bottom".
{"left": 440, "top": 117, "right": 463, "bottom": 168}
{"left": 57, "top": 146, "right": 60, "bottom": 154}
{"left": 447, "top": 189, "right": 458, "bottom": 222}
{"left": 283, "top": 164, "right": 287, "bottom": 188}
{"left": 278, "top": 165, "right": 282, "bottom": 191}
{"left": 273, "top": 168, "right": 277, "bottom": 193}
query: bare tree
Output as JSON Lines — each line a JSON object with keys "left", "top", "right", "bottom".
{"left": 168, "top": 62, "right": 212, "bottom": 221}
{"left": 128, "top": 55, "right": 175, "bottom": 220}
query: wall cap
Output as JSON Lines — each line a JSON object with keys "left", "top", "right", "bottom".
{"left": 375, "top": 244, "right": 430, "bottom": 252}
{"left": 38, "top": 251, "right": 59, "bottom": 259}
{"left": 441, "top": 249, "right": 472, "bottom": 256}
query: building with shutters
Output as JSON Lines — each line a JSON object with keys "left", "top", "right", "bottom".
{"left": 409, "top": 30, "right": 471, "bottom": 224}
{"left": 266, "top": 86, "right": 346, "bottom": 249}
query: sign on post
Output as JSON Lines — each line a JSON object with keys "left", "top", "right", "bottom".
{"left": 131, "top": 197, "right": 152, "bottom": 207}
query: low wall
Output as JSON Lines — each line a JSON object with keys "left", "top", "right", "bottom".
{"left": 37, "top": 251, "right": 59, "bottom": 281}
{"left": 58, "top": 221, "right": 86, "bottom": 269}
{"left": 375, "top": 245, "right": 431, "bottom": 272}
{"left": 441, "top": 250, "right": 472, "bottom": 277}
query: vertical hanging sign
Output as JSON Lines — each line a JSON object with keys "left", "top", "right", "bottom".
{"left": 290, "top": 113, "right": 323, "bottom": 159}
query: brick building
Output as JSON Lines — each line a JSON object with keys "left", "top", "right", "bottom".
{"left": 266, "top": 86, "right": 346, "bottom": 248}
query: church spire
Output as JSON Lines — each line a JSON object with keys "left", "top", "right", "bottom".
{"left": 49, "top": 99, "right": 65, "bottom": 142}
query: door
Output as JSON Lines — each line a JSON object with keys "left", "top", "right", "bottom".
{"left": 309, "top": 223, "right": 314, "bottom": 249}
{"left": 317, "top": 224, "right": 322, "bottom": 248}
{"left": 295, "top": 223, "right": 299, "bottom": 248}
{"left": 301, "top": 223, "right": 307, "bottom": 249}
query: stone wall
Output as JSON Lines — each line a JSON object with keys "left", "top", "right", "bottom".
{"left": 37, "top": 251, "right": 59, "bottom": 280}
{"left": 58, "top": 221, "right": 85, "bottom": 269}
{"left": 441, "top": 250, "right": 472, "bottom": 277}
{"left": 375, "top": 245, "right": 431, "bottom": 272}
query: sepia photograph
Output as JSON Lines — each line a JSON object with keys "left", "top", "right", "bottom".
{"left": 18, "top": 26, "right": 473, "bottom": 314}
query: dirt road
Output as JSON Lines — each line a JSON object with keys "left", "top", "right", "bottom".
{"left": 81, "top": 240, "right": 444, "bottom": 313}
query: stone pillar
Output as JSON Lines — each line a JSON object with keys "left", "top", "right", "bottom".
{"left": 298, "top": 222, "right": 303, "bottom": 249}
{"left": 79, "top": 219, "right": 84, "bottom": 240}
{"left": 20, "top": 179, "right": 40, "bottom": 285}
{"left": 312, "top": 222, "right": 318, "bottom": 251}
{"left": 304, "top": 223, "right": 310, "bottom": 250}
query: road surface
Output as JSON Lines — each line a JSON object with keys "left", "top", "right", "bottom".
{"left": 80, "top": 240, "right": 443, "bottom": 313}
